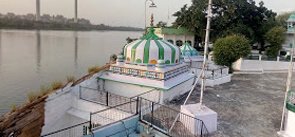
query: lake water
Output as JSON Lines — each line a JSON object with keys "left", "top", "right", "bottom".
{"left": 0, "top": 29, "right": 142, "bottom": 115}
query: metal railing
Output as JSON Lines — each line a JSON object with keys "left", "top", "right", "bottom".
{"left": 195, "top": 67, "right": 229, "bottom": 80}
{"left": 79, "top": 86, "right": 132, "bottom": 106}
{"left": 139, "top": 98, "right": 209, "bottom": 137}
{"left": 129, "top": 88, "right": 161, "bottom": 103}
{"left": 41, "top": 93, "right": 209, "bottom": 137}
{"left": 105, "top": 125, "right": 138, "bottom": 137}
{"left": 41, "top": 121, "right": 90, "bottom": 137}
{"left": 90, "top": 99, "right": 138, "bottom": 130}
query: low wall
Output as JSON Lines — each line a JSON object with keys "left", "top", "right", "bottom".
{"left": 233, "top": 58, "right": 295, "bottom": 73}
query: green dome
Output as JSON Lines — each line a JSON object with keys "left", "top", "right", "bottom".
{"left": 123, "top": 28, "right": 180, "bottom": 65}
{"left": 287, "top": 13, "right": 295, "bottom": 22}
{"left": 180, "top": 42, "right": 199, "bottom": 57}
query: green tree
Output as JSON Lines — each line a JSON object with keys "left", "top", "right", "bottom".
{"left": 173, "top": 0, "right": 277, "bottom": 49}
{"left": 264, "top": 26, "right": 286, "bottom": 57}
{"left": 156, "top": 21, "right": 167, "bottom": 28}
{"left": 213, "top": 35, "right": 251, "bottom": 68}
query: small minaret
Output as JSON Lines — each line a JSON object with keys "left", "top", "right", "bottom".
{"left": 150, "top": 14, "right": 154, "bottom": 27}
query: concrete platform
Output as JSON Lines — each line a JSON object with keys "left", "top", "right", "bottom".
{"left": 180, "top": 103, "right": 217, "bottom": 135}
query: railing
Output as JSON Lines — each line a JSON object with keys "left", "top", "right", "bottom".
{"left": 195, "top": 67, "right": 229, "bottom": 80}
{"left": 90, "top": 99, "right": 138, "bottom": 130}
{"left": 105, "top": 125, "right": 138, "bottom": 137}
{"left": 41, "top": 91, "right": 209, "bottom": 137}
{"left": 245, "top": 55, "right": 294, "bottom": 62}
{"left": 139, "top": 98, "right": 209, "bottom": 137}
{"left": 41, "top": 121, "right": 90, "bottom": 137}
{"left": 79, "top": 86, "right": 132, "bottom": 106}
{"left": 129, "top": 88, "right": 161, "bottom": 103}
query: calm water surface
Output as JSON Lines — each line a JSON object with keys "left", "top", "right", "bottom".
{"left": 0, "top": 29, "right": 142, "bottom": 115}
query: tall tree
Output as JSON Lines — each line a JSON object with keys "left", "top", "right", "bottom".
{"left": 264, "top": 26, "right": 286, "bottom": 58}
{"left": 173, "top": 0, "right": 277, "bottom": 50}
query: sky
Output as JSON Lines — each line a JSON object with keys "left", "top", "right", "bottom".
{"left": 0, "top": 0, "right": 294, "bottom": 28}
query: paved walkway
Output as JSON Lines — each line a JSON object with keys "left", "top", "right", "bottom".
{"left": 171, "top": 73, "right": 294, "bottom": 137}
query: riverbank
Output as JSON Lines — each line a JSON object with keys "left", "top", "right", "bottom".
{"left": 0, "top": 30, "right": 142, "bottom": 116}
{"left": 0, "top": 13, "right": 143, "bottom": 32}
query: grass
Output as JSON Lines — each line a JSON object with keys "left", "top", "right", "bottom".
{"left": 25, "top": 82, "right": 64, "bottom": 103}
{"left": 10, "top": 104, "right": 17, "bottom": 112}
{"left": 88, "top": 66, "right": 100, "bottom": 74}
{"left": 66, "top": 76, "right": 76, "bottom": 83}
{"left": 27, "top": 91, "right": 39, "bottom": 103}
{"left": 51, "top": 81, "right": 63, "bottom": 90}
{"left": 39, "top": 85, "right": 52, "bottom": 96}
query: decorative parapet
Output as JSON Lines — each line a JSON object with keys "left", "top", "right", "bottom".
{"left": 109, "top": 65, "right": 189, "bottom": 81}
{"left": 286, "top": 90, "right": 295, "bottom": 113}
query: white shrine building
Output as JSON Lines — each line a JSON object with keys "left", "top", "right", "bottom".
{"left": 98, "top": 27, "right": 195, "bottom": 103}
{"left": 283, "top": 13, "right": 295, "bottom": 52}
{"left": 154, "top": 27, "right": 195, "bottom": 47}
{"left": 179, "top": 42, "right": 231, "bottom": 87}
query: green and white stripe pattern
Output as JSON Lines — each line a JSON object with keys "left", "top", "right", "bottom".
{"left": 180, "top": 42, "right": 199, "bottom": 57}
{"left": 124, "top": 28, "right": 180, "bottom": 65}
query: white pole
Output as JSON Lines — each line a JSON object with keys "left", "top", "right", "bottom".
{"left": 145, "top": 0, "right": 147, "bottom": 30}
{"left": 279, "top": 35, "right": 295, "bottom": 132}
{"left": 200, "top": 0, "right": 213, "bottom": 106}
{"left": 36, "top": 0, "right": 40, "bottom": 21}
{"left": 74, "top": 0, "right": 78, "bottom": 23}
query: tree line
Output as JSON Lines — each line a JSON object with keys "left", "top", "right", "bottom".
{"left": 172, "top": 0, "right": 294, "bottom": 69}
{"left": 0, "top": 12, "right": 143, "bottom": 31}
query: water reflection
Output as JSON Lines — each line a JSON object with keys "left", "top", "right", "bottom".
{"left": 0, "top": 30, "right": 2, "bottom": 70}
{"left": 74, "top": 31, "right": 78, "bottom": 67}
{"left": 36, "top": 30, "right": 41, "bottom": 72}
{"left": 0, "top": 30, "right": 142, "bottom": 115}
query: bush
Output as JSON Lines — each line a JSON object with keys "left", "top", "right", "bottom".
{"left": 266, "top": 46, "right": 281, "bottom": 58}
{"left": 39, "top": 85, "right": 51, "bottom": 96}
{"left": 213, "top": 35, "right": 251, "bottom": 68}
{"left": 110, "top": 54, "right": 117, "bottom": 63}
{"left": 88, "top": 66, "right": 100, "bottom": 74}
{"left": 10, "top": 104, "right": 17, "bottom": 112}
{"left": 66, "top": 76, "right": 76, "bottom": 83}
{"left": 51, "top": 81, "right": 63, "bottom": 90}
{"left": 27, "top": 91, "right": 38, "bottom": 103}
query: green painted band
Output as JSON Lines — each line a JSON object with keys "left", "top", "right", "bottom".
{"left": 143, "top": 40, "right": 151, "bottom": 63}
{"left": 162, "top": 41, "right": 176, "bottom": 63}
{"left": 155, "top": 40, "right": 165, "bottom": 60}
{"left": 131, "top": 40, "right": 144, "bottom": 62}
{"left": 287, "top": 102, "right": 295, "bottom": 113}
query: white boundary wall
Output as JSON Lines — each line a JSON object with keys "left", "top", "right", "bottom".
{"left": 233, "top": 58, "right": 295, "bottom": 73}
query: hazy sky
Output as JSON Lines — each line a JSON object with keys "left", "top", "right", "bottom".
{"left": 0, "top": 0, "right": 294, "bottom": 27}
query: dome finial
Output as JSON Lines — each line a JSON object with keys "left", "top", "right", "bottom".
{"left": 150, "top": 14, "right": 154, "bottom": 27}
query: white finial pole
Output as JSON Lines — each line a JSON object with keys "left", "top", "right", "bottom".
{"left": 200, "top": 0, "right": 213, "bottom": 106}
